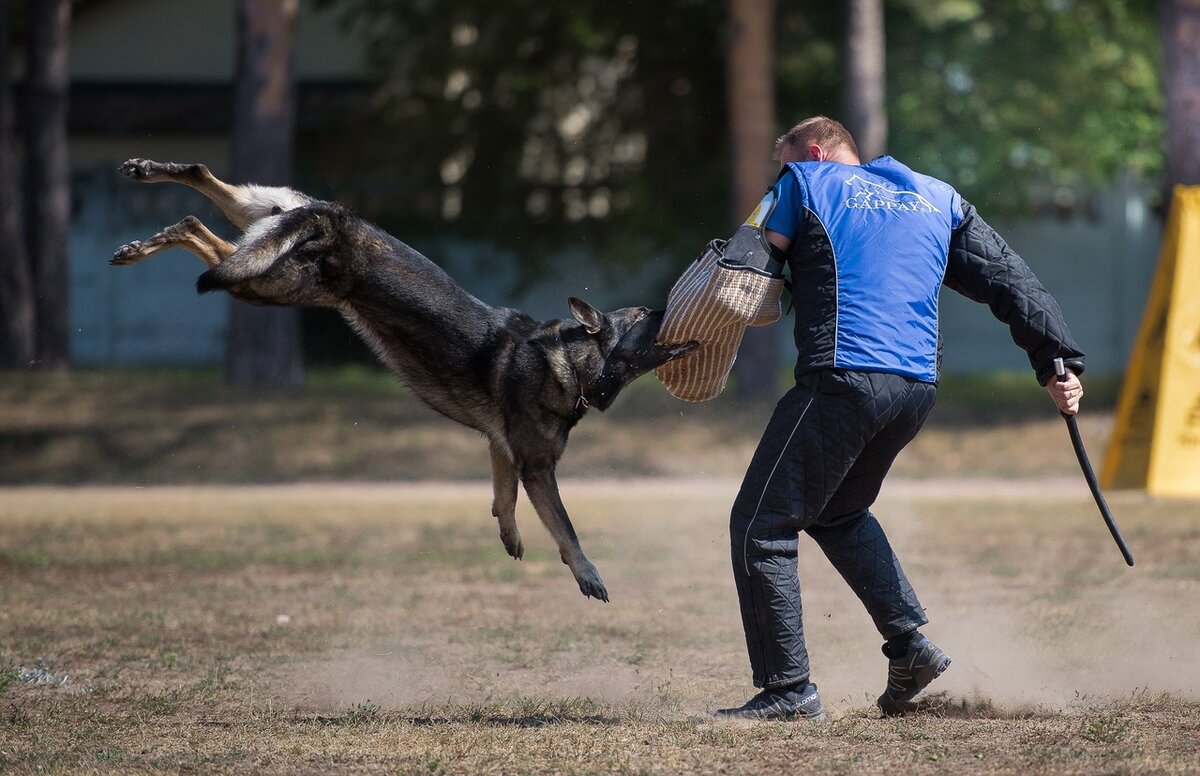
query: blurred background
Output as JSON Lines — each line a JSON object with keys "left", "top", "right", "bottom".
{"left": 1, "top": 0, "right": 1197, "bottom": 483}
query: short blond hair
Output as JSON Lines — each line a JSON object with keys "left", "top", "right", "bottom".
{"left": 775, "top": 116, "right": 860, "bottom": 160}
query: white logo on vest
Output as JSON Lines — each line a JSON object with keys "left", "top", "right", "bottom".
{"left": 843, "top": 175, "right": 941, "bottom": 214}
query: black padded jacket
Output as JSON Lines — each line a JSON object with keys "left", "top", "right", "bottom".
{"left": 943, "top": 201, "right": 1086, "bottom": 385}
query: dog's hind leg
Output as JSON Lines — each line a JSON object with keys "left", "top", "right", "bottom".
{"left": 112, "top": 216, "right": 236, "bottom": 269}
{"left": 490, "top": 442, "right": 524, "bottom": 560}
{"left": 118, "top": 158, "right": 311, "bottom": 230}
{"left": 519, "top": 466, "right": 608, "bottom": 602}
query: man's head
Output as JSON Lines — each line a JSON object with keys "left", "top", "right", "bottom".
{"left": 775, "top": 116, "right": 861, "bottom": 166}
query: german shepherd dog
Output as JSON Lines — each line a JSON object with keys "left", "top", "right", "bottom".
{"left": 111, "top": 159, "right": 698, "bottom": 602}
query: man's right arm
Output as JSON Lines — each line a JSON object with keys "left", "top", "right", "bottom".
{"left": 943, "top": 200, "right": 1086, "bottom": 387}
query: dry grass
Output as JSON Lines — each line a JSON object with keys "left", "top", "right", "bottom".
{"left": 0, "top": 368, "right": 1114, "bottom": 484}
{"left": 2, "top": 480, "right": 1198, "bottom": 774}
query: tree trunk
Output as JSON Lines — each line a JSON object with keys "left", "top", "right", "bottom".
{"left": 0, "top": 4, "right": 35, "bottom": 368}
{"left": 843, "top": 0, "right": 887, "bottom": 160}
{"left": 728, "top": 0, "right": 780, "bottom": 401}
{"left": 24, "top": 0, "right": 71, "bottom": 370}
{"left": 226, "top": 0, "right": 304, "bottom": 387}
{"left": 1161, "top": 0, "right": 1200, "bottom": 187}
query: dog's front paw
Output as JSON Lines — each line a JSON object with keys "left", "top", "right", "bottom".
{"left": 574, "top": 563, "right": 609, "bottom": 603}
{"left": 500, "top": 528, "right": 524, "bottom": 560}
{"left": 111, "top": 240, "right": 146, "bottom": 266}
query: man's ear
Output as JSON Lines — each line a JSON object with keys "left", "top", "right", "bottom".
{"left": 568, "top": 297, "right": 607, "bottom": 335}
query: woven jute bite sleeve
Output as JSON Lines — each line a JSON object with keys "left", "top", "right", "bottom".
{"left": 654, "top": 240, "right": 784, "bottom": 403}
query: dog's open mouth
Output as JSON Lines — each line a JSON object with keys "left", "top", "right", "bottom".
{"left": 590, "top": 311, "right": 697, "bottom": 411}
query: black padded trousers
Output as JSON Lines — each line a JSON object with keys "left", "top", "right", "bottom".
{"left": 730, "top": 369, "right": 937, "bottom": 689}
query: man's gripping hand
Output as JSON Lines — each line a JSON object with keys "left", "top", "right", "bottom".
{"left": 1046, "top": 370, "right": 1083, "bottom": 416}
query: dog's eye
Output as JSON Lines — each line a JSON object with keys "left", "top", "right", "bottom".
{"left": 271, "top": 205, "right": 283, "bottom": 215}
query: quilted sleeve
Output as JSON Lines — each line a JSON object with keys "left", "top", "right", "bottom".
{"left": 944, "top": 201, "right": 1086, "bottom": 384}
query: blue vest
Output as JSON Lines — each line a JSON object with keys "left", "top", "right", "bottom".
{"left": 782, "top": 156, "right": 963, "bottom": 383}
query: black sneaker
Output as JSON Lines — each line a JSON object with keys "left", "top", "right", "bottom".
{"left": 877, "top": 637, "right": 951, "bottom": 716}
{"left": 715, "top": 681, "right": 826, "bottom": 721}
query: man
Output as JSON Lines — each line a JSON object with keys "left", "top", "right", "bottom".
{"left": 715, "top": 116, "right": 1085, "bottom": 720}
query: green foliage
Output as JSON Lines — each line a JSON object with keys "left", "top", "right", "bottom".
{"left": 886, "top": 0, "right": 1163, "bottom": 213}
{"left": 313, "top": 0, "right": 729, "bottom": 280}
{"left": 310, "top": 0, "right": 1162, "bottom": 274}
{"left": 774, "top": 5, "right": 843, "bottom": 119}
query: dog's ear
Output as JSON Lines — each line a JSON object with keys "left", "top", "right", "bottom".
{"left": 568, "top": 297, "right": 607, "bottom": 335}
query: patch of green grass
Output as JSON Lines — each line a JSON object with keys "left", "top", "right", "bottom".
{"left": 1079, "top": 712, "right": 1131, "bottom": 744}
{"left": 95, "top": 748, "right": 127, "bottom": 763}
{"left": 342, "top": 700, "right": 381, "bottom": 726}
{"left": 192, "top": 664, "right": 234, "bottom": 700}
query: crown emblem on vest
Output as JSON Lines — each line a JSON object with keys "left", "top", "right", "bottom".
{"left": 843, "top": 175, "right": 940, "bottom": 214}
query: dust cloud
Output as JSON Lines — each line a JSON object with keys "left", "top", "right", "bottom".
{"left": 272, "top": 478, "right": 1199, "bottom": 717}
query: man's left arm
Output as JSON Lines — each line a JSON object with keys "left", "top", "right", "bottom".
{"left": 944, "top": 200, "right": 1086, "bottom": 414}
{"left": 762, "top": 166, "right": 803, "bottom": 254}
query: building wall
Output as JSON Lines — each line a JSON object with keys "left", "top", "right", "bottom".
{"left": 937, "top": 182, "right": 1160, "bottom": 376}
{"left": 71, "top": 0, "right": 365, "bottom": 82}
{"left": 70, "top": 138, "right": 234, "bottom": 367}
{"left": 66, "top": 0, "right": 365, "bottom": 367}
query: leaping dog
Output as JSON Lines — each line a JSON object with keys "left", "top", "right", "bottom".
{"left": 112, "top": 159, "right": 698, "bottom": 601}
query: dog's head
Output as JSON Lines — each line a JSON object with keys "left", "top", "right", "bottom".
{"left": 568, "top": 297, "right": 698, "bottom": 411}
{"left": 197, "top": 203, "right": 355, "bottom": 307}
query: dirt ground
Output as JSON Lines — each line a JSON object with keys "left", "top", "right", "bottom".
{"left": 2, "top": 478, "right": 1198, "bottom": 774}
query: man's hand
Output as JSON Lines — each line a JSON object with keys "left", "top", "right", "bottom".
{"left": 1047, "top": 371, "right": 1083, "bottom": 416}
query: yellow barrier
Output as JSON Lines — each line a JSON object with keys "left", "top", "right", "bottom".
{"left": 1103, "top": 185, "right": 1200, "bottom": 497}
